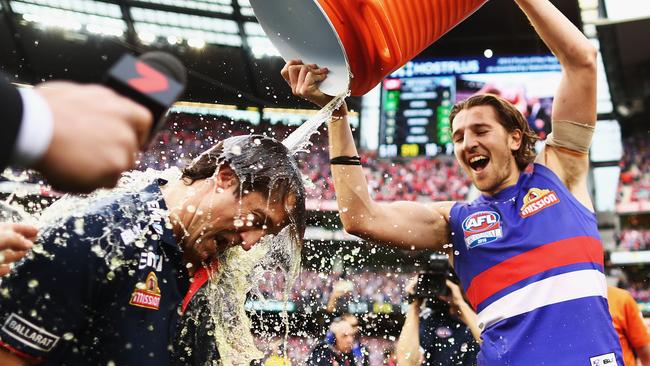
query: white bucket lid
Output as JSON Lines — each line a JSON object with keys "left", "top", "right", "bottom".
{"left": 249, "top": 0, "right": 350, "bottom": 96}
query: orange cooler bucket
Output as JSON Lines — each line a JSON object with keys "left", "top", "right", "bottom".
{"left": 250, "top": 0, "right": 488, "bottom": 96}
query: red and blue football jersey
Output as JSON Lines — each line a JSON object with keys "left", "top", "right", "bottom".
{"left": 450, "top": 164, "right": 623, "bottom": 365}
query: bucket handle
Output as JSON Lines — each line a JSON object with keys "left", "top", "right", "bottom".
{"left": 363, "top": 0, "right": 401, "bottom": 67}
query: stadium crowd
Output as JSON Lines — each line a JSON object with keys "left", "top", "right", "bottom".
{"left": 618, "top": 135, "right": 650, "bottom": 204}
{"left": 617, "top": 229, "right": 650, "bottom": 251}
{"left": 257, "top": 269, "right": 413, "bottom": 308}
{"left": 139, "top": 114, "right": 473, "bottom": 203}
{"left": 253, "top": 336, "right": 394, "bottom": 366}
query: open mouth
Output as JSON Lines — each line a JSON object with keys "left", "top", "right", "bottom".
{"left": 468, "top": 155, "right": 490, "bottom": 172}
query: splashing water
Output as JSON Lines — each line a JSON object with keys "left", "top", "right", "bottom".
{"left": 281, "top": 93, "right": 348, "bottom": 155}
{"left": 202, "top": 226, "right": 301, "bottom": 365}
{"left": 2, "top": 93, "right": 342, "bottom": 363}
{"left": 3, "top": 162, "right": 303, "bottom": 364}
{"left": 3, "top": 168, "right": 181, "bottom": 268}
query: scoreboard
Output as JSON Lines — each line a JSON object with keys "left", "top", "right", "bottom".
{"left": 378, "top": 55, "right": 562, "bottom": 158}
{"left": 380, "top": 76, "right": 455, "bottom": 158}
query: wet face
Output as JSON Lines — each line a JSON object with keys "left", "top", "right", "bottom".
{"left": 175, "top": 168, "right": 294, "bottom": 266}
{"left": 452, "top": 105, "right": 522, "bottom": 196}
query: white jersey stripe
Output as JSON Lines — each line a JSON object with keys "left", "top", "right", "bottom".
{"left": 477, "top": 269, "right": 607, "bottom": 331}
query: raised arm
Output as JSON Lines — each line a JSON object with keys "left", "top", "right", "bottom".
{"left": 281, "top": 61, "right": 453, "bottom": 251}
{"left": 517, "top": 0, "right": 598, "bottom": 208}
{"left": 396, "top": 278, "right": 424, "bottom": 366}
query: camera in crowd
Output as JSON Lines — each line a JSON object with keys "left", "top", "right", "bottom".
{"left": 413, "top": 253, "right": 451, "bottom": 299}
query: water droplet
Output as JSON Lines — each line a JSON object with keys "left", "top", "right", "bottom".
{"left": 28, "top": 279, "right": 39, "bottom": 288}
{"left": 63, "top": 332, "right": 74, "bottom": 340}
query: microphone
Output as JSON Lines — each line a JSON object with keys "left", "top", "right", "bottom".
{"left": 104, "top": 51, "right": 187, "bottom": 140}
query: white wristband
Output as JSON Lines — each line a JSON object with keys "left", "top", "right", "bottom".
{"left": 14, "top": 88, "right": 54, "bottom": 167}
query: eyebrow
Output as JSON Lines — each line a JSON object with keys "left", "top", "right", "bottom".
{"left": 471, "top": 122, "right": 492, "bottom": 130}
{"left": 452, "top": 122, "right": 492, "bottom": 140}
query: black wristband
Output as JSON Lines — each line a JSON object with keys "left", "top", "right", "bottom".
{"left": 330, "top": 156, "right": 361, "bottom": 166}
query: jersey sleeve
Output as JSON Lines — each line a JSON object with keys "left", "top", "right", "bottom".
{"left": 623, "top": 292, "right": 650, "bottom": 350}
{"left": 0, "top": 217, "right": 105, "bottom": 362}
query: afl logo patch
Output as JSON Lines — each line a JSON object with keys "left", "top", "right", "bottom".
{"left": 462, "top": 211, "right": 503, "bottom": 249}
{"left": 520, "top": 188, "right": 560, "bottom": 218}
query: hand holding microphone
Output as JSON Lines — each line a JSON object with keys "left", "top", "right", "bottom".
{"left": 28, "top": 52, "right": 187, "bottom": 193}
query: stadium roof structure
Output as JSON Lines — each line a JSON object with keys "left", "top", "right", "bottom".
{"left": 0, "top": 0, "right": 581, "bottom": 109}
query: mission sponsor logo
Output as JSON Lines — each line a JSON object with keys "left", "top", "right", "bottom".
{"left": 129, "top": 272, "right": 161, "bottom": 310}
{"left": 462, "top": 211, "right": 503, "bottom": 248}
{"left": 2, "top": 313, "right": 60, "bottom": 352}
{"left": 520, "top": 188, "right": 560, "bottom": 218}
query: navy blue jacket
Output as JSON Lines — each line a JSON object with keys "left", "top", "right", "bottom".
{"left": 419, "top": 305, "right": 479, "bottom": 366}
{"left": 0, "top": 181, "right": 189, "bottom": 365}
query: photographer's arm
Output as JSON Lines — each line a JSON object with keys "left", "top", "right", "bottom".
{"left": 447, "top": 280, "right": 482, "bottom": 343}
{"left": 396, "top": 299, "right": 424, "bottom": 366}
{"left": 326, "top": 281, "right": 348, "bottom": 313}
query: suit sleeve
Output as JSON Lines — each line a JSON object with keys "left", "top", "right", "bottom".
{"left": 0, "top": 76, "right": 23, "bottom": 170}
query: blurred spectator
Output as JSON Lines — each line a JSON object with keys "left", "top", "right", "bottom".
{"left": 627, "top": 281, "right": 650, "bottom": 304}
{"left": 254, "top": 336, "right": 393, "bottom": 366}
{"left": 264, "top": 339, "right": 292, "bottom": 366}
{"left": 617, "top": 229, "right": 650, "bottom": 251}
{"left": 617, "top": 135, "right": 650, "bottom": 204}
{"left": 608, "top": 286, "right": 650, "bottom": 366}
{"left": 340, "top": 313, "right": 370, "bottom": 366}
{"left": 396, "top": 278, "right": 480, "bottom": 366}
{"left": 307, "top": 317, "right": 358, "bottom": 366}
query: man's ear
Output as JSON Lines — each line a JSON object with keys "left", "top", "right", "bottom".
{"left": 214, "top": 166, "right": 238, "bottom": 190}
{"left": 509, "top": 129, "right": 523, "bottom": 152}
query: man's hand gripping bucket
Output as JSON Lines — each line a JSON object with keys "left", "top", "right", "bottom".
{"left": 250, "top": 0, "right": 488, "bottom": 96}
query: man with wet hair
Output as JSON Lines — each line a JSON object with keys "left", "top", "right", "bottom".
{"left": 284, "top": 0, "right": 623, "bottom": 364}
{"left": 0, "top": 134, "right": 305, "bottom": 365}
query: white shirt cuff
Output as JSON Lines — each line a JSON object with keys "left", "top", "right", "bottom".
{"left": 14, "top": 88, "right": 54, "bottom": 166}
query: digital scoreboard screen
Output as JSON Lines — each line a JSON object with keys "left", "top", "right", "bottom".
{"left": 379, "top": 55, "right": 562, "bottom": 158}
